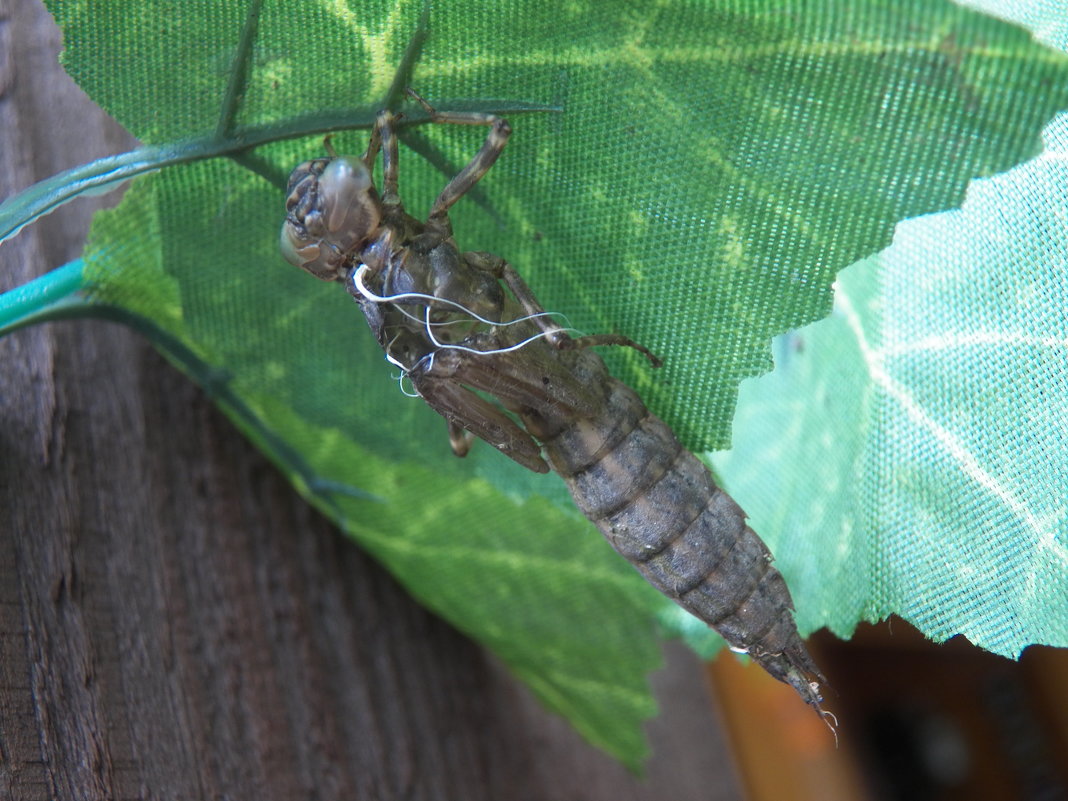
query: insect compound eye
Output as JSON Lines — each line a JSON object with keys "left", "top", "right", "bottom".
{"left": 280, "top": 156, "right": 382, "bottom": 281}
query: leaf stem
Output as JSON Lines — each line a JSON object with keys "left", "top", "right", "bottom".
{"left": 0, "top": 260, "right": 90, "bottom": 336}
{"left": 0, "top": 100, "right": 560, "bottom": 246}
{"left": 0, "top": 260, "right": 375, "bottom": 505}
{"left": 382, "top": 3, "right": 431, "bottom": 111}
{"left": 215, "top": 0, "right": 265, "bottom": 141}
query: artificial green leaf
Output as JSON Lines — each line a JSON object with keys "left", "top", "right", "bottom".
{"left": 7, "top": 0, "right": 1068, "bottom": 765}
{"left": 713, "top": 109, "right": 1068, "bottom": 657}
{"left": 44, "top": 0, "right": 1068, "bottom": 447}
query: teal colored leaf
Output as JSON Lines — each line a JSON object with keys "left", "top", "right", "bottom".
{"left": 713, "top": 111, "right": 1068, "bottom": 657}
{"left": 3, "top": 0, "right": 1068, "bottom": 765}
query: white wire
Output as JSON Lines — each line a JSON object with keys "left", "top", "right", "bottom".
{"left": 353, "top": 263, "right": 579, "bottom": 375}
{"left": 421, "top": 304, "right": 567, "bottom": 357}
{"left": 353, "top": 264, "right": 568, "bottom": 329}
{"left": 396, "top": 375, "right": 421, "bottom": 398}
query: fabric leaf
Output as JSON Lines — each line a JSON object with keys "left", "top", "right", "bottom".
{"left": 713, "top": 109, "right": 1068, "bottom": 657}
{"left": 7, "top": 0, "right": 1067, "bottom": 764}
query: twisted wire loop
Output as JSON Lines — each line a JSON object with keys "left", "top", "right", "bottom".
{"left": 352, "top": 263, "right": 576, "bottom": 379}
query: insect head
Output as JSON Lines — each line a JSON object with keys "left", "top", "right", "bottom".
{"left": 280, "top": 156, "right": 381, "bottom": 281}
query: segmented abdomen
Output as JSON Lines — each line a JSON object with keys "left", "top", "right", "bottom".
{"left": 538, "top": 357, "right": 825, "bottom": 709}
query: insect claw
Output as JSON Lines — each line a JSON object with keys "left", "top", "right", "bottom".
{"left": 405, "top": 87, "right": 434, "bottom": 115}
{"left": 323, "top": 134, "right": 338, "bottom": 158}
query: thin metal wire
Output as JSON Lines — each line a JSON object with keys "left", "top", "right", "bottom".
{"left": 352, "top": 263, "right": 579, "bottom": 367}
{"left": 353, "top": 264, "right": 569, "bottom": 329}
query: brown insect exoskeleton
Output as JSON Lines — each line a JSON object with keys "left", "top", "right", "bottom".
{"left": 281, "top": 90, "right": 832, "bottom": 723}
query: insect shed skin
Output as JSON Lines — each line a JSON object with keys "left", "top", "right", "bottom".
{"left": 280, "top": 95, "right": 830, "bottom": 720}
{"left": 527, "top": 347, "right": 827, "bottom": 711}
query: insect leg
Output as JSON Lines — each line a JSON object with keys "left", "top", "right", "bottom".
{"left": 360, "top": 124, "right": 381, "bottom": 171}
{"left": 447, "top": 420, "right": 474, "bottom": 457}
{"left": 410, "top": 354, "right": 549, "bottom": 473}
{"left": 373, "top": 110, "right": 403, "bottom": 207}
{"left": 462, "top": 251, "right": 563, "bottom": 336}
{"left": 463, "top": 251, "right": 662, "bottom": 367}
{"left": 423, "top": 333, "right": 602, "bottom": 422}
{"left": 406, "top": 89, "right": 512, "bottom": 220}
{"left": 565, "top": 333, "right": 662, "bottom": 368}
